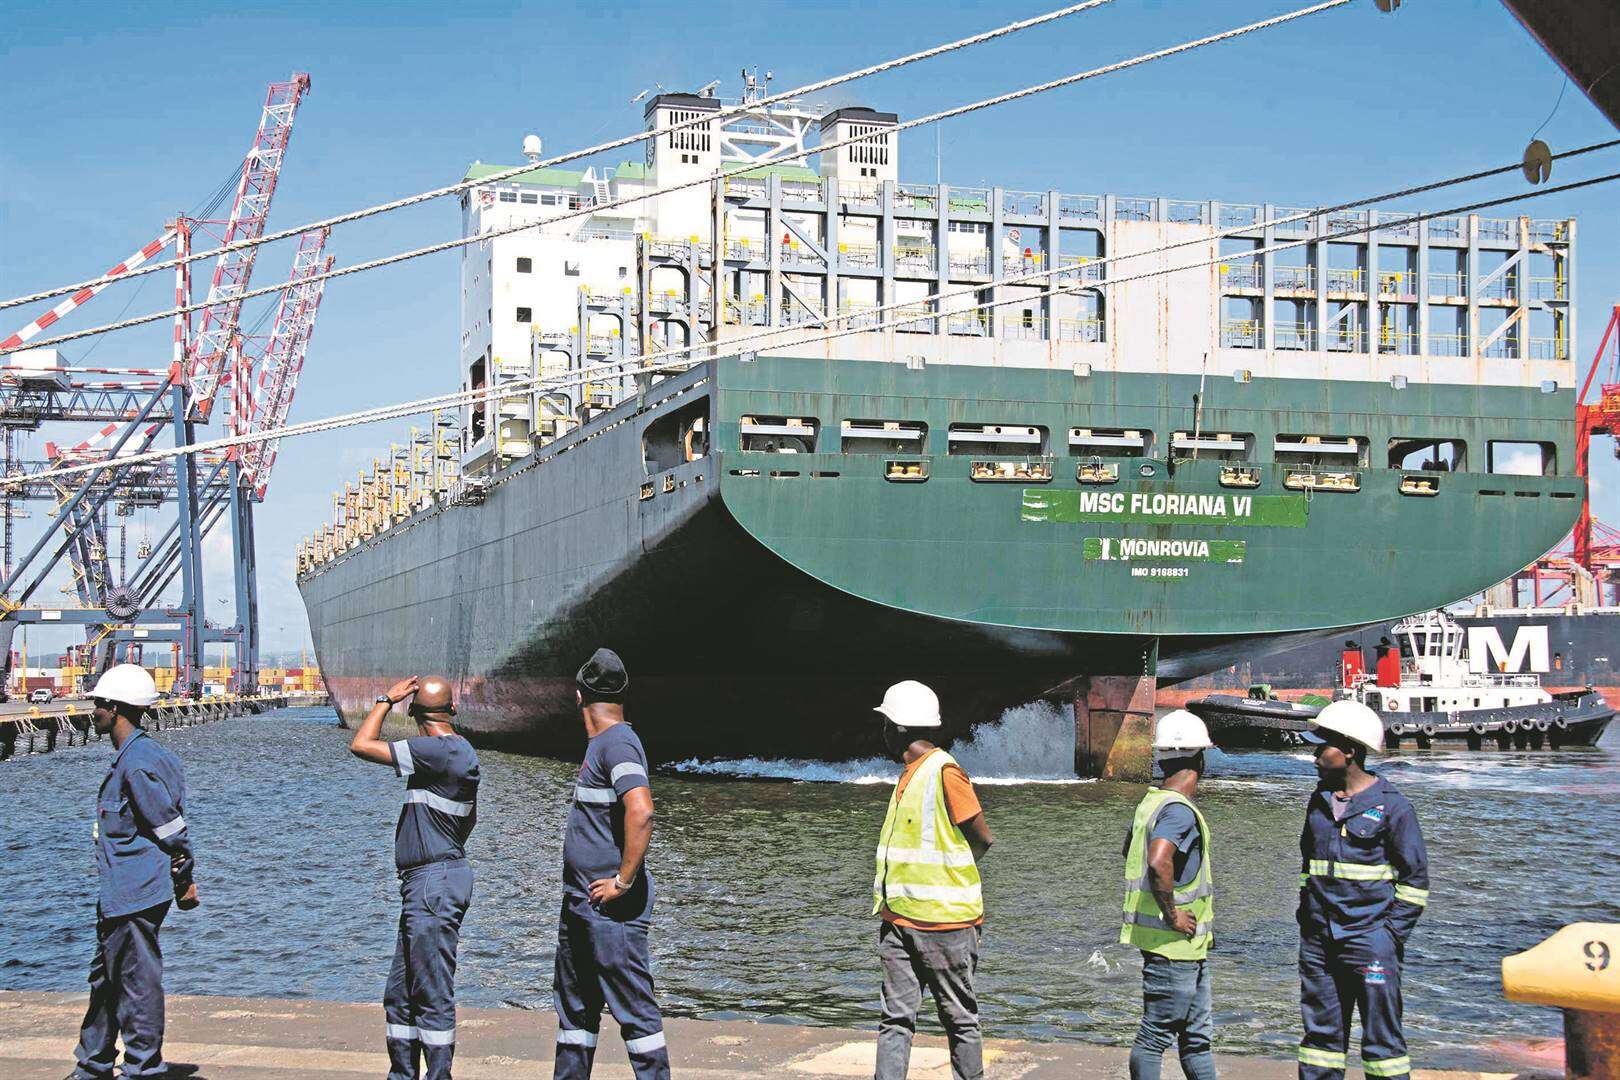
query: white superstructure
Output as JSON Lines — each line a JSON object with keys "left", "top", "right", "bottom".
{"left": 456, "top": 77, "right": 1577, "bottom": 475}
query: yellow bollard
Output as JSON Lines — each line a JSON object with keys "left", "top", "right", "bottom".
{"left": 1503, "top": 923, "right": 1620, "bottom": 1080}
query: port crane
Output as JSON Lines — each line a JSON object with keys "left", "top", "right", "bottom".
{"left": 1504, "top": 303, "right": 1620, "bottom": 608}
{"left": 0, "top": 73, "right": 324, "bottom": 698}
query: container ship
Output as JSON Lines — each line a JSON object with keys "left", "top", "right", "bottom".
{"left": 296, "top": 82, "right": 1585, "bottom": 760}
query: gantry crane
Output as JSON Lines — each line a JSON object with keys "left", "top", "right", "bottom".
{"left": 0, "top": 73, "right": 321, "bottom": 698}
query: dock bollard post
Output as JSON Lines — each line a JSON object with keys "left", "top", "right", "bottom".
{"left": 1503, "top": 923, "right": 1620, "bottom": 1080}
{"left": 1072, "top": 674, "right": 1157, "bottom": 781}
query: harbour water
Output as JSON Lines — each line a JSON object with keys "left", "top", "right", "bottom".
{"left": 2, "top": 703, "right": 1615, "bottom": 1071}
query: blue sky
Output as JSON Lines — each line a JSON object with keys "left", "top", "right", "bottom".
{"left": 2, "top": 0, "right": 1617, "bottom": 656}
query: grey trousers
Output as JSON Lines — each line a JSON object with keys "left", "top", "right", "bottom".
{"left": 72, "top": 902, "right": 170, "bottom": 1079}
{"left": 876, "top": 922, "right": 983, "bottom": 1080}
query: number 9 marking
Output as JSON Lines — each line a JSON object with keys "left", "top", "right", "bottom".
{"left": 1585, "top": 940, "right": 1611, "bottom": 972}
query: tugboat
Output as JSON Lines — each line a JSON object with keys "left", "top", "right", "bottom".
{"left": 1190, "top": 611, "right": 1615, "bottom": 751}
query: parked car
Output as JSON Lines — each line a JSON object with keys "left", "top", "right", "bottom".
{"left": 27, "top": 688, "right": 54, "bottom": 704}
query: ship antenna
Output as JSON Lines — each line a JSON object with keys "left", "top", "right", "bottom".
{"left": 1191, "top": 351, "right": 1209, "bottom": 461}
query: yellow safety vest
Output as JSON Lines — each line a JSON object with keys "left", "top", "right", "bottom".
{"left": 1120, "top": 788, "right": 1214, "bottom": 960}
{"left": 872, "top": 749, "right": 983, "bottom": 925}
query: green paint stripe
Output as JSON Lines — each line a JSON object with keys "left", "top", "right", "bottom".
{"left": 1023, "top": 489, "right": 1309, "bottom": 527}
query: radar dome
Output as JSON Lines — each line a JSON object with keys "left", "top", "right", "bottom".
{"left": 522, "top": 134, "right": 542, "bottom": 162}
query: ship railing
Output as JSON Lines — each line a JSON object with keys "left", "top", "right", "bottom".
{"left": 1477, "top": 216, "right": 1516, "bottom": 243}
{"left": 1326, "top": 268, "right": 1366, "bottom": 293}
{"left": 1377, "top": 328, "right": 1421, "bottom": 355}
{"left": 893, "top": 243, "right": 937, "bottom": 272}
{"left": 1002, "top": 190, "right": 1046, "bottom": 217}
{"left": 1274, "top": 265, "right": 1316, "bottom": 291}
{"left": 1221, "top": 320, "right": 1262, "bottom": 349}
{"left": 1218, "top": 203, "right": 1263, "bottom": 229}
{"left": 1428, "top": 216, "right": 1465, "bottom": 241}
{"left": 837, "top": 182, "right": 883, "bottom": 208}
{"left": 1002, "top": 316, "right": 1049, "bottom": 342}
{"left": 1528, "top": 219, "right": 1570, "bottom": 243}
{"left": 1479, "top": 277, "right": 1520, "bottom": 302}
{"left": 946, "top": 314, "right": 991, "bottom": 337}
{"left": 898, "top": 183, "right": 938, "bottom": 212}
{"left": 1428, "top": 272, "right": 1468, "bottom": 298}
{"left": 1056, "top": 255, "right": 1105, "bottom": 281}
{"left": 1167, "top": 200, "right": 1207, "bottom": 225}
{"left": 1114, "top": 196, "right": 1154, "bottom": 222}
{"left": 1326, "top": 209, "right": 1371, "bottom": 234}
{"left": 1273, "top": 208, "right": 1314, "bottom": 237}
{"left": 892, "top": 305, "right": 938, "bottom": 334}
{"left": 1529, "top": 276, "right": 1569, "bottom": 301}
{"left": 1527, "top": 336, "right": 1566, "bottom": 360}
{"left": 1003, "top": 252, "right": 1049, "bottom": 274}
{"left": 948, "top": 252, "right": 991, "bottom": 276}
{"left": 1274, "top": 322, "right": 1317, "bottom": 351}
{"left": 1378, "top": 271, "right": 1418, "bottom": 298}
{"left": 1373, "top": 210, "right": 1420, "bottom": 240}
{"left": 949, "top": 187, "right": 992, "bottom": 214}
{"left": 1324, "top": 326, "right": 1366, "bottom": 353}
{"left": 1058, "top": 317, "right": 1104, "bottom": 343}
{"left": 1219, "top": 262, "right": 1263, "bottom": 290}
{"left": 839, "top": 242, "right": 880, "bottom": 268}
{"left": 1058, "top": 194, "right": 1103, "bottom": 223}
{"left": 1427, "top": 332, "right": 1468, "bottom": 357}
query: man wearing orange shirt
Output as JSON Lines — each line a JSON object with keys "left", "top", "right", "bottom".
{"left": 871, "top": 680, "right": 994, "bottom": 1080}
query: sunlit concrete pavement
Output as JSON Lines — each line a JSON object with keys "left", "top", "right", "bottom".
{"left": 0, "top": 992, "right": 1557, "bottom": 1079}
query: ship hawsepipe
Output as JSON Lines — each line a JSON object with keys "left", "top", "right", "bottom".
{"left": 298, "top": 355, "right": 1581, "bottom": 760}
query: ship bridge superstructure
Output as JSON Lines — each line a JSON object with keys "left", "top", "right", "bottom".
{"left": 453, "top": 79, "right": 1577, "bottom": 476}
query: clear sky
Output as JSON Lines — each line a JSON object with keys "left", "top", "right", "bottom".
{"left": 2, "top": 0, "right": 1617, "bottom": 658}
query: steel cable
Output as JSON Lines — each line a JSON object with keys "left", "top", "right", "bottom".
{"left": 3, "top": 0, "right": 1357, "bottom": 355}
{"left": 14, "top": 167, "right": 1618, "bottom": 490}
{"left": 0, "top": 0, "right": 1124, "bottom": 312}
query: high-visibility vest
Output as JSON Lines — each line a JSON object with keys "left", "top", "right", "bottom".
{"left": 1120, "top": 788, "right": 1214, "bottom": 960}
{"left": 872, "top": 749, "right": 983, "bottom": 924}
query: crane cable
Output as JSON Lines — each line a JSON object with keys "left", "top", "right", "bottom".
{"left": 0, "top": 0, "right": 1125, "bottom": 313}
{"left": 14, "top": 165, "right": 1618, "bottom": 491}
{"left": 3, "top": 0, "right": 1358, "bottom": 356}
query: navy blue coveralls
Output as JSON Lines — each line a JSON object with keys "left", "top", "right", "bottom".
{"left": 72, "top": 727, "right": 194, "bottom": 1080}
{"left": 385, "top": 733, "right": 479, "bottom": 1080}
{"left": 1297, "top": 774, "right": 1429, "bottom": 1080}
{"left": 553, "top": 721, "right": 670, "bottom": 1080}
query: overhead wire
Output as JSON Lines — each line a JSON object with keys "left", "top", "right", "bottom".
{"left": 4, "top": 0, "right": 1358, "bottom": 355}
{"left": 14, "top": 166, "right": 1618, "bottom": 490}
{"left": 0, "top": 0, "right": 1125, "bottom": 313}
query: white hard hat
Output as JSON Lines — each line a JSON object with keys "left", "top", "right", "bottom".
{"left": 1308, "top": 699, "right": 1385, "bottom": 753}
{"left": 874, "top": 680, "right": 941, "bottom": 728}
{"left": 89, "top": 663, "right": 159, "bottom": 709}
{"left": 1154, "top": 709, "right": 1214, "bottom": 753}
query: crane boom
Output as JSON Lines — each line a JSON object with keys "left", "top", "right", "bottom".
{"left": 187, "top": 72, "right": 312, "bottom": 420}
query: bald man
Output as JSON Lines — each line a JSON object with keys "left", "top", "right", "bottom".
{"left": 352, "top": 676, "right": 481, "bottom": 1080}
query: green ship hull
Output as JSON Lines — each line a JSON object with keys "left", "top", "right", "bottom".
{"left": 298, "top": 354, "right": 1580, "bottom": 759}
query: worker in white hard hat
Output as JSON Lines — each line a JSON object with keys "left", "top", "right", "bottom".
{"left": 870, "top": 680, "right": 993, "bottom": 1080}
{"left": 1119, "top": 710, "right": 1218, "bottom": 1080}
{"left": 66, "top": 663, "right": 199, "bottom": 1080}
{"left": 1295, "top": 699, "right": 1429, "bottom": 1080}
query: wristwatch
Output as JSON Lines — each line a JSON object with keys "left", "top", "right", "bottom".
{"left": 375, "top": 694, "right": 392, "bottom": 705}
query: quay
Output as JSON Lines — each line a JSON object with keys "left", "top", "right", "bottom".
{"left": 0, "top": 692, "right": 330, "bottom": 759}
{"left": 0, "top": 993, "right": 1548, "bottom": 1080}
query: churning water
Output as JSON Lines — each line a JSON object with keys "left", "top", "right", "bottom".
{"left": 2, "top": 705, "right": 1613, "bottom": 1071}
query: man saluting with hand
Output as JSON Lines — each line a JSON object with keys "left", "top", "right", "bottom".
{"left": 351, "top": 675, "right": 480, "bottom": 1080}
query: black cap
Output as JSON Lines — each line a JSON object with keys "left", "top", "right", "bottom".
{"left": 576, "top": 648, "right": 629, "bottom": 698}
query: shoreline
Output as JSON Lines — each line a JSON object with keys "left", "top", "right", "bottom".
{"left": 0, "top": 992, "right": 1560, "bottom": 1079}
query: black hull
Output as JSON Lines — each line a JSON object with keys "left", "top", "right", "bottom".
{"left": 1189, "top": 691, "right": 1615, "bottom": 751}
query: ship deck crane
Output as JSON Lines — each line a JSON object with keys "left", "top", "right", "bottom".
{"left": 0, "top": 73, "right": 315, "bottom": 699}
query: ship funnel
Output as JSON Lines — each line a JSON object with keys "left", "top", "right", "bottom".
{"left": 522, "top": 134, "right": 542, "bottom": 162}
